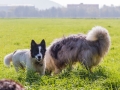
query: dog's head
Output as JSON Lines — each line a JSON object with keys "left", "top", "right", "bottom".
{"left": 30, "top": 39, "right": 46, "bottom": 62}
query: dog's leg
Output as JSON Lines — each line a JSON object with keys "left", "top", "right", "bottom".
{"left": 45, "top": 69, "right": 52, "bottom": 75}
{"left": 14, "top": 66, "right": 19, "bottom": 72}
{"left": 12, "top": 62, "right": 19, "bottom": 72}
{"left": 41, "top": 71, "right": 45, "bottom": 75}
{"left": 39, "top": 67, "right": 45, "bottom": 75}
{"left": 68, "top": 61, "right": 73, "bottom": 71}
{"left": 80, "top": 58, "right": 93, "bottom": 73}
{"left": 13, "top": 62, "right": 25, "bottom": 72}
{"left": 85, "top": 65, "right": 93, "bottom": 73}
{"left": 53, "top": 68, "right": 61, "bottom": 75}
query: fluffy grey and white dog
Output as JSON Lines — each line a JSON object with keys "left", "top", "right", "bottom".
{"left": 45, "top": 26, "right": 111, "bottom": 75}
{"left": 4, "top": 39, "right": 46, "bottom": 75}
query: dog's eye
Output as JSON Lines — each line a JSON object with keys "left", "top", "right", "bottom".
{"left": 41, "top": 49, "right": 44, "bottom": 53}
{"left": 32, "top": 48, "right": 39, "bottom": 55}
{"left": 35, "top": 49, "right": 39, "bottom": 53}
{"left": 41, "top": 49, "right": 43, "bottom": 52}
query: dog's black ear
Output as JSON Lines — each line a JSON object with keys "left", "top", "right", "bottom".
{"left": 31, "top": 40, "right": 37, "bottom": 47}
{"left": 40, "top": 39, "right": 46, "bottom": 49}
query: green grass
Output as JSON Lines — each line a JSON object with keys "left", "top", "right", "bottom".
{"left": 0, "top": 18, "right": 120, "bottom": 90}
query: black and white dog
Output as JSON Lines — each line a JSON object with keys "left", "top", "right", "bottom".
{"left": 4, "top": 39, "right": 46, "bottom": 75}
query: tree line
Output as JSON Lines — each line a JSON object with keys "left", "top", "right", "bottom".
{"left": 0, "top": 5, "right": 120, "bottom": 18}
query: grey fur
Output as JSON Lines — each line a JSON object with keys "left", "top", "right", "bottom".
{"left": 45, "top": 26, "right": 111, "bottom": 75}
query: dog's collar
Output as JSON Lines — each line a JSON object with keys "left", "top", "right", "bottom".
{"left": 39, "top": 63, "right": 43, "bottom": 66}
{"left": 34, "top": 61, "right": 43, "bottom": 66}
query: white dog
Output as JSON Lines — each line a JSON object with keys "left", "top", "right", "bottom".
{"left": 4, "top": 39, "right": 46, "bottom": 75}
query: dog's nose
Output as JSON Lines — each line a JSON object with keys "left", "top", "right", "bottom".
{"left": 38, "top": 56, "right": 41, "bottom": 59}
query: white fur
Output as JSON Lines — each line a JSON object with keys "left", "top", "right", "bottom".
{"left": 4, "top": 49, "right": 45, "bottom": 75}
{"left": 35, "top": 46, "right": 43, "bottom": 61}
{"left": 4, "top": 53, "right": 13, "bottom": 67}
{"left": 86, "top": 26, "right": 109, "bottom": 41}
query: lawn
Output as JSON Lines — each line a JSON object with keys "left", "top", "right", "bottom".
{"left": 0, "top": 18, "right": 120, "bottom": 90}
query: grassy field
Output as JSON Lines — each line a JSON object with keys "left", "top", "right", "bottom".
{"left": 0, "top": 18, "right": 120, "bottom": 90}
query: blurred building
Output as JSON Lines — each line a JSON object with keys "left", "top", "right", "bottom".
{"left": 67, "top": 3, "right": 99, "bottom": 9}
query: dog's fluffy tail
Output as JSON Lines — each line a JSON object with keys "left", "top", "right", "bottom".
{"left": 4, "top": 53, "right": 13, "bottom": 67}
{"left": 86, "top": 26, "right": 109, "bottom": 41}
{"left": 86, "top": 26, "right": 111, "bottom": 56}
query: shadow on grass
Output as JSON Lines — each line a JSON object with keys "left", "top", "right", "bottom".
{"left": 25, "top": 71, "right": 45, "bottom": 85}
{"left": 79, "top": 67, "right": 109, "bottom": 81}
{"left": 15, "top": 70, "right": 49, "bottom": 90}
{"left": 59, "top": 66, "right": 110, "bottom": 81}
{"left": 17, "top": 70, "right": 45, "bottom": 86}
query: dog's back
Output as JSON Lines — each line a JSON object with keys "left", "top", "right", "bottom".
{"left": 12, "top": 49, "right": 30, "bottom": 64}
{"left": 12, "top": 49, "right": 30, "bottom": 71}
{"left": 4, "top": 49, "right": 30, "bottom": 71}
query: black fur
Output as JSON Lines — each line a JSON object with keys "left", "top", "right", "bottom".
{"left": 30, "top": 39, "right": 46, "bottom": 58}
